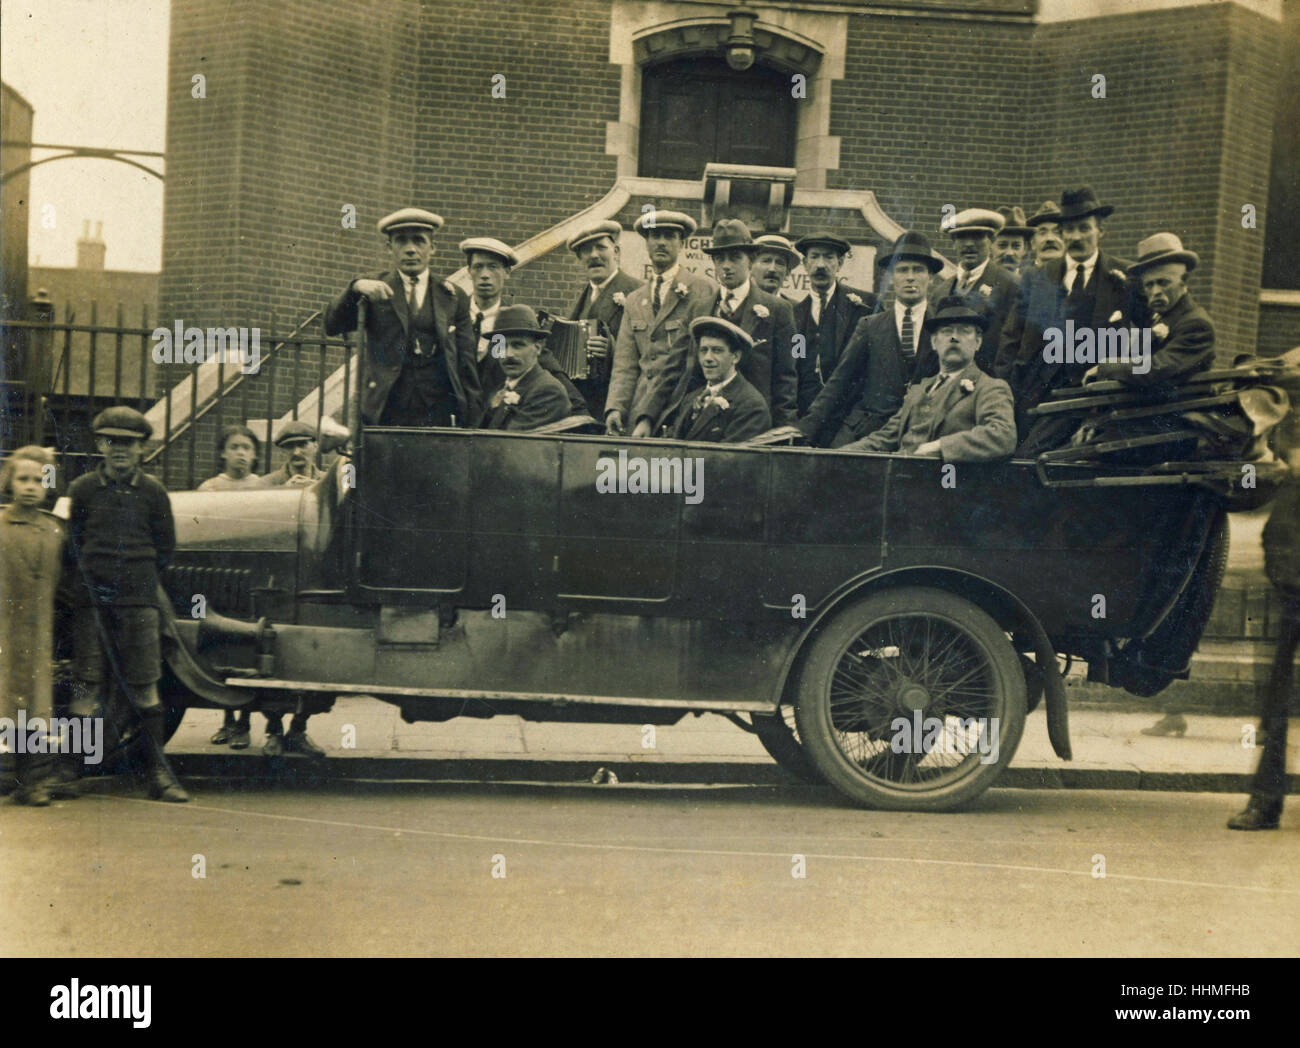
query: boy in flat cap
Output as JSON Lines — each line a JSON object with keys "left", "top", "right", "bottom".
{"left": 605, "top": 210, "right": 716, "bottom": 437}
{"left": 325, "top": 208, "right": 481, "bottom": 428}
{"left": 667, "top": 317, "right": 771, "bottom": 443}
{"left": 65, "top": 407, "right": 188, "bottom": 802}
{"left": 791, "top": 232, "right": 878, "bottom": 415}
{"left": 564, "top": 220, "right": 644, "bottom": 418}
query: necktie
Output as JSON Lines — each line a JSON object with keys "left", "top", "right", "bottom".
{"left": 472, "top": 311, "right": 483, "bottom": 342}
{"left": 900, "top": 305, "right": 914, "bottom": 358}
{"left": 406, "top": 277, "right": 418, "bottom": 313}
{"left": 817, "top": 289, "right": 829, "bottom": 326}
{"left": 928, "top": 373, "right": 949, "bottom": 398}
{"left": 652, "top": 277, "right": 662, "bottom": 315}
{"left": 1067, "top": 264, "right": 1087, "bottom": 307}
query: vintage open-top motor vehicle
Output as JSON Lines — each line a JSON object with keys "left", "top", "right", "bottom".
{"left": 99, "top": 416, "right": 1233, "bottom": 813}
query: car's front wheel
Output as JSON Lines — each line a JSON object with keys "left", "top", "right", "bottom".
{"left": 794, "top": 587, "right": 1026, "bottom": 812}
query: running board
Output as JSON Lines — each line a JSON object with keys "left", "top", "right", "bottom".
{"left": 221, "top": 677, "right": 776, "bottom": 713}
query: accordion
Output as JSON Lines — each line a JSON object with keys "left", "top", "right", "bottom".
{"left": 545, "top": 317, "right": 606, "bottom": 382}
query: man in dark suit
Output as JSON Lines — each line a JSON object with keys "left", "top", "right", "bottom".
{"left": 662, "top": 219, "right": 797, "bottom": 427}
{"left": 668, "top": 317, "right": 771, "bottom": 443}
{"left": 930, "top": 208, "right": 1020, "bottom": 374}
{"left": 993, "top": 206, "right": 1034, "bottom": 279}
{"left": 564, "top": 220, "right": 644, "bottom": 418}
{"left": 1086, "top": 233, "right": 1215, "bottom": 387}
{"left": 606, "top": 210, "right": 716, "bottom": 437}
{"left": 1026, "top": 199, "right": 1066, "bottom": 268}
{"left": 325, "top": 208, "right": 481, "bottom": 427}
{"left": 995, "top": 186, "right": 1138, "bottom": 454}
{"left": 791, "top": 232, "right": 878, "bottom": 415}
{"left": 478, "top": 306, "right": 572, "bottom": 431}
{"left": 843, "top": 297, "right": 1017, "bottom": 463}
{"left": 797, "top": 231, "right": 943, "bottom": 447}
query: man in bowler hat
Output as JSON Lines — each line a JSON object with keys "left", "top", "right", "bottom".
{"left": 478, "top": 306, "right": 573, "bottom": 431}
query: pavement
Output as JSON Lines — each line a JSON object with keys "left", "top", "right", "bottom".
{"left": 164, "top": 694, "right": 1298, "bottom": 794}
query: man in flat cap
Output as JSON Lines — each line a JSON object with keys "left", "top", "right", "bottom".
{"left": 65, "top": 407, "right": 188, "bottom": 802}
{"left": 463, "top": 236, "right": 586, "bottom": 414}
{"left": 260, "top": 420, "right": 323, "bottom": 488}
{"left": 791, "top": 232, "right": 878, "bottom": 416}
{"left": 798, "top": 232, "right": 942, "bottom": 447}
{"left": 605, "top": 210, "right": 716, "bottom": 438}
{"left": 931, "top": 208, "right": 1020, "bottom": 374}
{"left": 663, "top": 219, "right": 797, "bottom": 427}
{"left": 993, "top": 206, "right": 1034, "bottom": 279}
{"left": 751, "top": 234, "right": 801, "bottom": 302}
{"left": 667, "top": 317, "right": 771, "bottom": 443}
{"left": 478, "top": 306, "right": 572, "bottom": 431}
{"left": 564, "top": 220, "right": 644, "bottom": 418}
{"left": 996, "top": 186, "right": 1138, "bottom": 453}
{"left": 842, "top": 297, "right": 1017, "bottom": 463}
{"left": 1085, "top": 233, "right": 1215, "bottom": 387}
{"left": 325, "top": 208, "right": 481, "bottom": 428}
{"left": 1026, "top": 200, "right": 1066, "bottom": 269}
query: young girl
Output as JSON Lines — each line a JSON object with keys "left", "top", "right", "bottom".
{"left": 198, "top": 423, "right": 264, "bottom": 491}
{"left": 0, "top": 446, "right": 64, "bottom": 806}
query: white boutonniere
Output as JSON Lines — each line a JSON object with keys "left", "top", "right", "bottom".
{"left": 752, "top": 303, "right": 769, "bottom": 319}
{"left": 502, "top": 390, "right": 521, "bottom": 407}
{"left": 704, "top": 394, "right": 730, "bottom": 411}
{"left": 448, "top": 324, "right": 456, "bottom": 333}
{"left": 847, "top": 293, "right": 864, "bottom": 306}
{"left": 675, "top": 282, "right": 689, "bottom": 297}
{"left": 1107, "top": 310, "right": 1123, "bottom": 323}
{"left": 978, "top": 284, "right": 993, "bottom": 297}
{"left": 612, "top": 291, "right": 626, "bottom": 307}
{"left": 960, "top": 378, "right": 976, "bottom": 394}
{"left": 1152, "top": 322, "right": 1170, "bottom": 341}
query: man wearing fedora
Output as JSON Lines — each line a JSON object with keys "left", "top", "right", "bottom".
{"left": 1026, "top": 200, "right": 1066, "bottom": 269}
{"left": 668, "top": 317, "right": 771, "bottom": 443}
{"left": 478, "top": 306, "right": 573, "bottom": 431}
{"left": 325, "top": 208, "right": 481, "bottom": 428}
{"left": 605, "top": 210, "right": 716, "bottom": 438}
{"left": 792, "top": 232, "right": 878, "bottom": 416}
{"left": 797, "top": 232, "right": 942, "bottom": 448}
{"left": 663, "top": 219, "right": 797, "bottom": 427}
{"left": 993, "top": 206, "right": 1034, "bottom": 278}
{"left": 996, "top": 186, "right": 1137, "bottom": 453}
{"left": 1085, "top": 233, "right": 1215, "bottom": 387}
{"left": 930, "top": 208, "right": 1020, "bottom": 374}
{"left": 751, "top": 234, "right": 801, "bottom": 302}
{"left": 842, "top": 297, "right": 1017, "bottom": 463}
{"left": 564, "top": 220, "right": 644, "bottom": 418}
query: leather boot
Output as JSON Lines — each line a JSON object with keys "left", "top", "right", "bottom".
{"left": 1227, "top": 797, "right": 1282, "bottom": 831}
{"left": 13, "top": 753, "right": 51, "bottom": 806}
{"left": 140, "top": 707, "right": 189, "bottom": 803}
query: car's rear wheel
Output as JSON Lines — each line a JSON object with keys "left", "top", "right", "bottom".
{"left": 750, "top": 706, "right": 823, "bottom": 784}
{"left": 794, "top": 587, "right": 1026, "bottom": 812}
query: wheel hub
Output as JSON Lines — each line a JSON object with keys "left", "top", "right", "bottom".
{"left": 897, "top": 682, "right": 930, "bottom": 712}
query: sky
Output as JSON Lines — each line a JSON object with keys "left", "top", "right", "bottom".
{"left": 3, "top": 0, "right": 170, "bottom": 272}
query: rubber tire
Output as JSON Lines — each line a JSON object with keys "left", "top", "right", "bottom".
{"left": 751, "top": 709, "right": 824, "bottom": 784}
{"left": 794, "top": 587, "right": 1027, "bottom": 812}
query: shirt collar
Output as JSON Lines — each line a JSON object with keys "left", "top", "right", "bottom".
{"left": 652, "top": 263, "right": 680, "bottom": 287}
{"left": 400, "top": 268, "right": 429, "bottom": 288}
{"left": 472, "top": 298, "right": 502, "bottom": 322}
{"left": 706, "top": 370, "right": 737, "bottom": 396}
{"left": 1066, "top": 251, "right": 1099, "bottom": 277}
{"left": 895, "top": 298, "right": 924, "bottom": 323}
{"left": 959, "top": 259, "right": 989, "bottom": 284}
{"left": 589, "top": 271, "right": 618, "bottom": 295}
{"left": 505, "top": 363, "right": 536, "bottom": 389}
{"left": 723, "top": 280, "right": 750, "bottom": 306}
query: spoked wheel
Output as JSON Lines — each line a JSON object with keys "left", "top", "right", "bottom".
{"left": 794, "top": 587, "right": 1026, "bottom": 812}
{"left": 751, "top": 706, "right": 824, "bottom": 784}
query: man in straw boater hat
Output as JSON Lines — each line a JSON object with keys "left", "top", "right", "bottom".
{"left": 325, "top": 207, "right": 481, "bottom": 428}
{"left": 930, "top": 208, "right": 1021, "bottom": 375}
{"left": 996, "top": 185, "right": 1138, "bottom": 454}
{"left": 841, "top": 296, "right": 1016, "bottom": 463}
{"left": 796, "top": 231, "right": 943, "bottom": 448}
{"left": 1026, "top": 199, "right": 1066, "bottom": 268}
{"left": 662, "top": 219, "right": 797, "bottom": 427}
{"left": 665, "top": 317, "right": 771, "bottom": 443}
{"left": 993, "top": 205, "right": 1035, "bottom": 278}
{"left": 605, "top": 209, "right": 715, "bottom": 438}
{"left": 750, "top": 234, "right": 801, "bottom": 302}
{"left": 1085, "top": 232, "right": 1215, "bottom": 388}
{"left": 791, "top": 231, "right": 878, "bottom": 415}
{"left": 563, "top": 219, "right": 644, "bottom": 418}
{"left": 477, "top": 305, "right": 573, "bottom": 431}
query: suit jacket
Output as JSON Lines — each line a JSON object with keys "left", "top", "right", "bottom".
{"left": 798, "top": 306, "right": 938, "bottom": 447}
{"left": 846, "top": 363, "right": 1017, "bottom": 463}
{"left": 479, "top": 363, "right": 572, "bottom": 431}
{"left": 670, "top": 371, "right": 771, "bottom": 443}
{"left": 325, "top": 270, "right": 481, "bottom": 426}
{"left": 1092, "top": 291, "right": 1215, "bottom": 385}
{"left": 929, "top": 260, "right": 1020, "bottom": 374}
{"left": 661, "top": 284, "right": 799, "bottom": 427}
{"left": 473, "top": 292, "right": 588, "bottom": 416}
{"left": 606, "top": 268, "right": 717, "bottom": 428}
{"left": 792, "top": 281, "right": 879, "bottom": 415}
{"left": 566, "top": 269, "right": 644, "bottom": 417}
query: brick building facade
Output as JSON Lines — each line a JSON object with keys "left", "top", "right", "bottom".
{"left": 157, "top": 0, "right": 1294, "bottom": 478}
